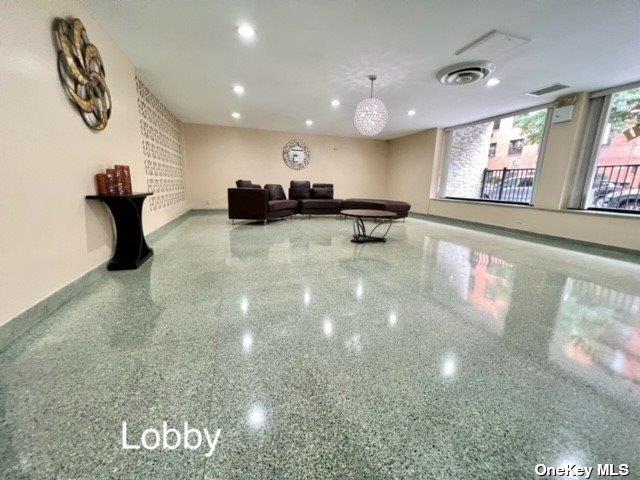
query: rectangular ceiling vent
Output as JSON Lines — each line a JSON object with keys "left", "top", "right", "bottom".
{"left": 526, "top": 83, "right": 570, "bottom": 97}
{"left": 455, "top": 30, "right": 530, "bottom": 57}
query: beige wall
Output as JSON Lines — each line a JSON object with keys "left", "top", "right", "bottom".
{"left": 385, "top": 129, "right": 439, "bottom": 214}
{"left": 184, "top": 124, "right": 389, "bottom": 208}
{"left": 386, "top": 95, "right": 640, "bottom": 251}
{"left": 533, "top": 93, "right": 590, "bottom": 210}
{"left": 427, "top": 200, "right": 640, "bottom": 250}
{"left": 0, "top": 0, "right": 187, "bottom": 326}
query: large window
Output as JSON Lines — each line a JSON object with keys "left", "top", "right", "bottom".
{"left": 577, "top": 84, "right": 640, "bottom": 213}
{"left": 440, "top": 107, "right": 550, "bottom": 204}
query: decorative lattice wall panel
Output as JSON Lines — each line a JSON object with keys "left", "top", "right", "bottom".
{"left": 136, "top": 76, "right": 186, "bottom": 212}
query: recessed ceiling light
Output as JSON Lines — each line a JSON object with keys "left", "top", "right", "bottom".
{"left": 237, "top": 24, "right": 256, "bottom": 39}
{"left": 407, "top": 109, "right": 416, "bottom": 116}
{"left": 331, "top": 99, "right": 340, "bottom": 107}
{"left": 486, "top": 78, "right": 501, "bottom": 87}
{"left": 232, "top": 84, "right": 244, "bottom": 95}
{"left": 231, "top": 112, "right": 240, "bottom": 119}
{"left": 305, "top": 119, "right": 314, "bottom": 126}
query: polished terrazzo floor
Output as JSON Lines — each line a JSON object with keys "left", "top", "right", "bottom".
{"left": 1, "top": 212, "right": 639, "bottom": 479}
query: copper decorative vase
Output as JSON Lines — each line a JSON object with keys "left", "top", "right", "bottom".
{"left": 95, "top": 173, "right": 108, "bottom": 195}
{"left": 105, "top": 169, "right": 118, "bottom": 196}
{"left": 115, "top": 164, "right": 132, "bottom": 194}
{"left": 113, "top": 167, "right": 126, "bottom": 195}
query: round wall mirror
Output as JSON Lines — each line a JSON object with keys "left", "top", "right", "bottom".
{"left": 282, "top": 140, "right": 310, "bottom": 170}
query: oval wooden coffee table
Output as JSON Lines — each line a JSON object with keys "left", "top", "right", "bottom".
{"left": 341, "top": 209, "right": 397, "bottom": 243}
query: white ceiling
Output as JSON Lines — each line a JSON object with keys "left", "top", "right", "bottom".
{"left": 85, "top": 0, "right": 640, "bottom": 140}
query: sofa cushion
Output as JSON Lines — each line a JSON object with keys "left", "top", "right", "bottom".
{"left": 300, "top": 198, "right": 342, "bottom": 209}
{"left": 251, "top": 184, "right": 261, "bottom": 189}
{"left": 236, "top": 179, "right": 254, "bottom": 188}
{"left": 341, "top": 198, "right": 387, "bottom": 210}
{"left": 264, "top": 184, "right": 286, "bottom": 200}
{"left": 379, "top": 199, "right": 411, "bottom": 213}
{"left": 269, "top": 199, "right": 298, "bottom": 211}
{"left": 342, "top": 198, "right": 411, "bottom": 215}
{"left": 289, "top": 180, "right": 311, "bottom": 199}
{"left": 311, "top": 183, "right": 334, "bottom": 199}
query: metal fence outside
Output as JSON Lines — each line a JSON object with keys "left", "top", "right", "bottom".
{"left": 478, "top": 164, "right": 640, "bottom": 212}
{"left": 480, "top": 167, "right": 536, "bottom": 203}
{"left": 589, "top": 164, "right": 640, "bottom": 211}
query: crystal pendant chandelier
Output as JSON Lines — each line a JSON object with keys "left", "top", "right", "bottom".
{"left": 353, "top": 75, "right": 388, "bottom": 136}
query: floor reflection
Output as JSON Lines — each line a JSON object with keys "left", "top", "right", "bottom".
{"left": 423, "top": 231, "right": 640, "bottom": 408}
{"left": 429, "top": 239, "right": 516, "bottom": 335}
{"left": 551, "top": 277, "right": 640, "bottom": 406}
{"left": 106, "top": 261, "right": 161, "bottom": 349}
{"left": 467, "top": 251, "right": 514, "bottom": 328}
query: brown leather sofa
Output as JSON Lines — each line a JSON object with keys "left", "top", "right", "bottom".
{"left": 227, "top": 181, "right": 296, "bottom": 223}
{"left": 264, "top": 184, "right": 298, "bottom": 218}
{"left": 235, "top": 179, "right": 261, "bottom": 189}
{"left": 342, "top": 198, "right": 411, "bottom": 218}
{"left": 228, "top": 179, "right": 411, "bottom": 222}
{"left": 289, "top": 181, "right": 343, "bottom": 215}
{"left": 288, "top": 180, "right": 311, "bottom": 204}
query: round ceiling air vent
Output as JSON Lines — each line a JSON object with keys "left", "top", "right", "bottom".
{"left": 436, "top": 61, "right": 495, "bottom": 85}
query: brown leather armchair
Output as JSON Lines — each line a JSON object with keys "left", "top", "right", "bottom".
{"left": 228, "top": 187, "right": 269, "bottom": 222}
{"left": 228, "top": 181, "right": 297, "bottom": 224}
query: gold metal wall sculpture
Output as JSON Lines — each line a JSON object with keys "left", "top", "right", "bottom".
{"left": 55, "top": 18, "right": 112, "bottom": 130}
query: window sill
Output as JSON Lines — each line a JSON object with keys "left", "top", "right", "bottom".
{"left": 565, "top": 208, "right": 640, "bottom": 220}
{"left": 430, "top": 198, "right": 640, "bottom": 220}
{"left": 432, "top": 197, "right": 532, "bottom": 209}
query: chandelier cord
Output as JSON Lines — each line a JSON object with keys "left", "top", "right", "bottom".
{"left": 370, "top": 78, "right": 374, "bottom": 99}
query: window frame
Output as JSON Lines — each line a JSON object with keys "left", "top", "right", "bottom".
{"left": 508, "top": 138, "right": 524, "bottom": 156}
{"left": 488, "top": 142, "right": 497, "bottom": 158}
{"left": 438, "top": 103, "right": 553, "bottom": 206}
{"left": 571, "top": 80, "right": 640, "bottom": 214}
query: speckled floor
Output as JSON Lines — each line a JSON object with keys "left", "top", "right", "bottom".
{"left": 1, "top": 212, "right": 639, "bottom": 479}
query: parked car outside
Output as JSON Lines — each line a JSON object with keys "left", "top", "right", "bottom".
{"left": 589, "top": 181, "right": 628, "bottom": 206}
{"left": 482, "top": 176, "right": 534, "bottom": 203}
{"left": 596, "top": 189, "right": 640, "bottom": 211}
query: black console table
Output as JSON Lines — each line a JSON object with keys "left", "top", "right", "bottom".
{"left": 85, "top": 193, "right": 153, "bottom": 270}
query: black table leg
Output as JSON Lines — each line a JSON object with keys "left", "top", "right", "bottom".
{"left": 351, "top": 216, "right": 392, "bottom": 243}
{"left": 100, "top": 196, "right": 153, "bottom": 270}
